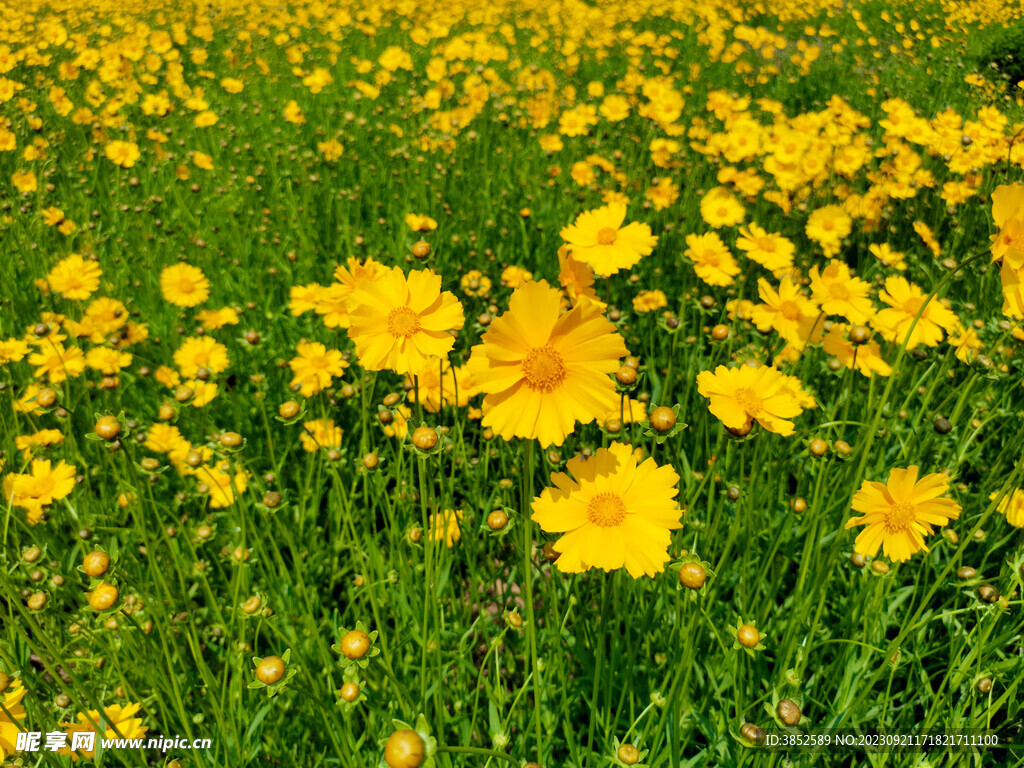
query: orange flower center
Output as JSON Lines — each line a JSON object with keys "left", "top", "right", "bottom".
{"left": 587, "top": 492, "right": 626, "bottom": 527}
{"left": 387, "top": 306, "right": 421, "bottom": 338}
{"left": 522, "top": 345, "right": 567, "bottom": 392}
{"left": 829, "top": 283, "right": 851, "bottom": 301}
{"left": 178, "top": 278, "right": 197, "bottom": 294}
{"left": 733, "top": 387, "right": 762, "bottom": 414}
{"left": 902, "top": 297, "right": 924, "bottom": 316}
{"left": 885, "top": 500, "right": 917, "bottom": 532}
{"left": 596, "top": 227, "right": 617, "bottom": 245}
{"left": 779, "top": 300, "right": 803, "bottom": 321}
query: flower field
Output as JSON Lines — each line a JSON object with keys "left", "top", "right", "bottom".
{"left": 2, "top": 0, "right": 1024, "bottom": 766}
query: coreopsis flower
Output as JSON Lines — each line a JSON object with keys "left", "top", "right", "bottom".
{"left": 869, "top": 243, "right": 907, "bottom": 270}
{"left": 845, "top": 466, "right": 961, "bottom": 562}
{"left": 991, "top": 489, "right": 1024, "bottom": 528}
{"left": 809, "top": 261, "right": 874, "bottom": 324}
{"left": 173, "top": 337, "right": 229, "bottom": 378}
{"left": 347, "top": 266, "right": 464, "bottom": 376}
{"left": 288, "top": 342, "right": 348, "bottom": 396}
{"left": 60, "top": 703, "right": 149, "bottom": 761}
{"left": 459, "top": 270, "right": 492, "bottom": 298}
{"left": 28, "top": 342, "right": 86, "bottom": 383}
{"left": 15, "top": 429, "right": 64, "bottom": 460}
{"left": 3, "top": 459, "right": 77, "bottom": 523}
{"left": 822, "top": 325, "right": 892, "bottom": 378}
{"left": 0, "top": 337, "right": 29, "bottom": 364}
{"left": 429, "top": 509, "right": 463, "bottom": 547}
{"left": 405, "top": 213, "right": 438, "bottom": 232}
{"left": 318, "top": 138, "right": 344, "bottom": 161}
{"left": 685, "top": 232, "right": 739, "bottom": 286}
{"left": 104, "top": 140, "right": 140, "bottom": 168}
{"left": 195, "top": 307, "right": 240, "bottom": 329}
{"left": 696, "top": 364, "right": 805, "bottom": 436}
{"left": 144, "top": 424, "right": 191, "bottom": 466}
{"left": 805, "top": 205, "right": 851, "bottom": 256}
{"left": 699, "top": 187, "right": 745, "bottom": 228}
{"left": 0, "top": 677, "right": 27, "bottom": 758}
{"left": 557, "top": 245, "right": 601, "bottom": 307}
{"left": 736, "top": 224, "right": 795, "bottom": 275}
{"left": 531, "top": 442, "right": 682, "bottom": 577}
{"left": 560, "top": 203, "right": 659, "bottom": 277}
{"left": 646, "top": 177, "right": 679, "bottom": 210}
{"left": 632, "top": 289, "right": 667, "bottom": 313}
{"left": 300, "top": 419, "right": 344, "bottom": 452}
{"left": 85, "top": 347, "right": 132, "bottom": 375}
{"left": 12, "top": 170, "right": 37, "bottom": 194}
{"left": 407, "top": 357, "right": 475, "bottom": 412}
{"left": 194, "top": 461, "right": 248, "bottom": 508}
{"left": 500, "top": 265, "right": 533, "bottom": 288}
{"left": 750, "top": 277, "right": 822, "bottom": 350}
{"left": 467, "top": 280, "right": 628, "bottom": 447}
{"left": 913, "top": 221, "right": 941, "bottom": 258}
{"left": 289, "top": 283, "right": 323, "bottom": 316}
{"left": 990, "top": 183, "right": 1024, "bottom": 269}
{"left": 283, "top": 100, "right": 305, "bottom": 124}
{"left": 47, "top": 255, "right": 101, "bottom": 300}
{"left": 160, "top": 264, "right": 210, "bottom": 307}
{"left": 873, "top": 277, "right": 958, "bottom": 349}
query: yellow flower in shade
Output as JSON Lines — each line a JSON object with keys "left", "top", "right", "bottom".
{"left": 60, "top": 703, "right": 149, "bottom": 761}
{"left": 0, "top": 677, "right": 27, "bottom": 759}
{"left": 531, "top": 442, "right": 681, "bottom": 578}
{"left": 822, "top": 325, "right": 892, "bottom": 378}
{"left": 632, "top": 290, "right": 667, "bottom": 313}
{"left": 429, "top": 509, "right": 463, "bottom": 547}
{"left": 347, "top": 267, "right": 464, "bottom": 376}
{"left": 733, "top": 224, "right": 794, "bottom": 274}
{"left": 288, "top": 342, "right": 348, "bottom": 397}
{"left": 989, "top": 183, "right": 1024, "bottom": 269}
{"left": 47, "top": 254, "right": 101, "bottom": 300}
{"left": 560, "top": 202, "right": 659, "bottom": 277}
{"left": 467, "top": 280, "right": 629, "bottom": 447}
{"left": 194, "top": 461, "right": 248, "bottom": 508}
{"left": 699, "top": 187, "right": 745, "bottom": 229}
{"left": 405, "top": 213, "right": 438, "bottom": 231}
{"left": 874, "top": 276, "right": 959, "bottom": 349}
{"left": 300, "top": 419, "right": 344, "bottom": 452}
{"left": 28, "top": 342, "right": 86, "bottom": 383}
{"left": 696, "top": 364, "right": 804, "bottom": 436}
{"left": 809, "top": 261, "right": 874, "bottom": 324}
{"left": 0, "top": 337, "right": 30, "bottom": 364}
{"left": 174, "top": 337, "right": 229, "bottom": 378}
{"left": 3, "top": 459, "right": 78, "bottom": 523}
{"left": 104, "top": 140, "right": 140, "bottom": 168}
{"left": 805, "top": 205, "right": 851, "bottom": 257}
{"left": 160, "top": 264, "right": 210, "bottom": 308}
{"left": 750, "top": 277, "right": 823, "bottom": 350}
{"left": 557, "top": 245, "right": 601, "bottom": 307}
{"left": 407, "top": 357, "right": 476, "bottom": 412}
{"left": 845, "top": 466, "right": 961, "bottom": 562}
{"left": 685, "top": 232, "right": 739, "bottom": 287}
{"left": 991, "top": 489, "right": 1024, "bottom": 528}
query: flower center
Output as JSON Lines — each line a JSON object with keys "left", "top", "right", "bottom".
{"left": 587, "top": 492, "right": 626, "bottom": 527}
{"left": 903, "top": 297, "right": 924, "bottom": 316}
{"left": 885, "top": 500, "right": 917, "bottom": 532}
{"left": 779, "top": 300, "right": 803, "bottom": 321}
{"left": 522, "top": 345, "right": 567, "bottom": 392}
{"left": 596, "top": 227, "right": 617, "bottom": 245}
{"left": 830, "top": 283, "right": 851, "bottom": 301}
{"left": 387, "top": 306, "right": 421, "bottom": 338}
{"left": 756, "top": 237, "right": 776, "bottom": 252}
{"left": 733, "top": 387, "right": 762, "bottom": 414}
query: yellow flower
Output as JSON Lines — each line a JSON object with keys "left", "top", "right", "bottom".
{"left": 632, "top": 290, "right": 667, "bottom": 313}
{"left": 532, "top": 442, "right": 681, "bottom": 577}
{"left": 289, "top": 283, "right": 323, "bottom": 316}
{"left": 195, "top": 461, "right": 248, "bottom": 508}
{"left": 500, "top": 265, "right": 534, "bottom": 288}
{"left": 60, "top": 703, "right": 149, "bottom": 761}
{"left": 736, "top": 223, "right": 795, "bottom": 275}
{"left": 750, "top": 277, "right": 822, "bottom": 350}
{"left": 429, "top": 509, "right": 463, "bottom": 547}
{"left": 0, "top": 337, "right": 30, "bottom": 364}
{"left": 300, "top": 419, "right": 344, "bottom": 452}
{"left": 699, "top": 187, "right": 745, "bottom": 229}
{"left": 685, "top": 232, "right": 739, "bottom": 287}
{"left": 991, "top": 489, "right": 1024, "bottom": 528}
{"left": 845, "top": 466, "right": 961, "bottom": 562}
{"left": 3, "top": 459, "right": 78, "bottom": 524}
{"left": 467, "top": 280, "right": 628, "bottom": 447}
{"left": 283, "top": 99, "right": 305, "bottom": 124}
{"left": 805, "top": 205, "right": 851, "bottom": 256}
{"left": 288, "top": 341, "right": 349, "bottom": 397}
{"left": 85, "top": 347, "right": 132, "bottom": 375}
{"left": 28, "top": 342, "right": 86, "bottom": 383}
{"left": 195, "top": 307, "right": 240, "bottom": 329}
{"left": 47, "top": 254, "right": 101, "bottom": 300}
{"left": 0, "top": 677, "right": 27, "bottom": 759}
{"left": 809, "top": 261, "right": 874, "bottom": 324}
{"left": 15, "top": 429, "right": 64, "bottom": 460}
{"left": 405, "top": 213, "right": 438, "bottom": 232}
{"left": 645, "top": 177, "right": 678, "bottom": 210}
{"left": 174, "top": 337, "right": 229, "bottom": 378}
{"left": 160, "top": 264, "right": 210, "bottom": 308}
{"left": 347, "top": 267, "right": 464, "bottom": 376}
{"left": 874, "top": 276, "right": 958, "bottom": 349}
{"left": 460, "top": 270, "right": 492, "bottom": 298}
{"left": 560, "top": 202, "right": 659, "bottom": 277}
{"left": 557, "top": 245, "right": 601, "bottom": 307}
{"left": 990, "top": 183, "right": 1024, "bottom": 269}
{"left": 407, "top": 357, "right": 476, "bottom": 412}
{"left": 696, "top": 364, "right": 805, "bottom": 436}
{"left": 822, "top": 325, "right": 892, "bottom": 378}
{"left": 868, "top": 243, "right": 907, "bottom": 271}
{"left": 104, "top": 140, "right": 140, "bottom": 168}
